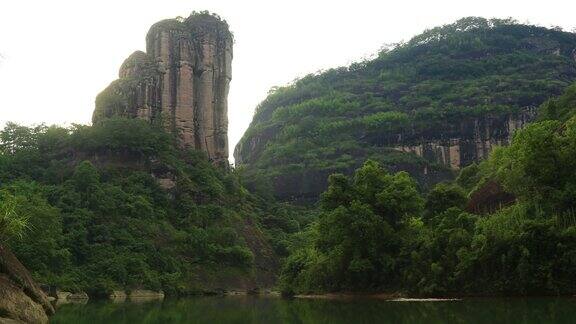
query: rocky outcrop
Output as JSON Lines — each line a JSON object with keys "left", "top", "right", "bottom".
{"left": 236, "top": 109, "right": 536, "bottom": 170}
{"left": 67, "top": 292, "right": 89, "bottom": 300}
{"left": 385, "top": 108, "right": 537, "bottom": 170}
{"left": 0, "top": 244, "right": 54, "bottom": 323}
{"left": 128, "top": 290, "right": 165, "bottom": 300}
{"left": 235, "top": 108, "right": 536, "bottom": 203}
{"left": 262, "top": 161, "right": 453, "bottom": 204}
{"left": 234, "top": 107, "right": 537, "bottom": 203}
{"left": 234, "top": 124, "right": 280, "bottom": 166}
{"left": 93, "top": 12, "right": 233, "bottom": 165}
{"left": 466, "top": 181, "right": 516, "bottom": 214}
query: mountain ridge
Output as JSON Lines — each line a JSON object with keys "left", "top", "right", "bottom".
{"left": 235, "top": 17, "right": 576, "bottom": 202}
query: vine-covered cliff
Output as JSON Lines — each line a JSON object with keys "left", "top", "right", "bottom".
{"left": 235, "top": 17, "right": 576, "bottom": 202}
{"left": 94, "top": 12, "right": 233, "bottom": 165}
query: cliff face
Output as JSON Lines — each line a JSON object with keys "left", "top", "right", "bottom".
{"left": 94, "top": 13, "right": 233, "bottom": 165}
{"left": 381, "top": 108, "right": 537, "bottom": 170}
{"left": 235, "top": 108, "right": 535, "bottom": 170}
{"left": 235, "top": 110, "right": 535, "bottom": 202}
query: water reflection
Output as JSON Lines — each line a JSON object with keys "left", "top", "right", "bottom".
{"left": 50, "top": 296, "right": 576, "bottom": 324}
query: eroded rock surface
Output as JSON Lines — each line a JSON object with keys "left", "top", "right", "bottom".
{"left": 93, "top": 13, "right": 233, "bottom": 165}
{"left": 385, "top": 108, "right": 537, "bottom": 170}
{"left": 234, "top": 109, "right": 536, "bottom": 203}
{"left": 0, "top": 244, "right": 54, "bottom": 324}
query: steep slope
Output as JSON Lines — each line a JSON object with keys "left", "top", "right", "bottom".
{"left": 235, "top": 17, "right": 576, "bottom": 202}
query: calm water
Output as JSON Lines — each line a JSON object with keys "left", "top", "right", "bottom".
{"left": 50, "top": 296, "right": 576, "bottom": 324}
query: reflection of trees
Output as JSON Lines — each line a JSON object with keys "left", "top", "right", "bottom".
{"left": 51, "top": 297, "right": 575, "bottom": 323}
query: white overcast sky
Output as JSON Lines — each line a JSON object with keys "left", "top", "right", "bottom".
{"left": 0, "top": 0, "right": 575, "bottom": 162}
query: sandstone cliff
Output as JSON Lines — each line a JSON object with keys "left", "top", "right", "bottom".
{"left": 235, "top": 108, "right": 536, "bottom": 171}
{"left": 235, "top": 110, "right": 535, "bottom": 202}
{"left": 377, "top": 108, "right": 537, "bottom": 170}
{"left": 0, "top": 244, "right": 54, "bottom": 323}
{"left": 93, "top": 12, "right": 233, "bottom": 165}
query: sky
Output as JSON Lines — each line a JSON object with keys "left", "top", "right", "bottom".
{"left": 0, "top": 0, "right": 575, "bottom": 163}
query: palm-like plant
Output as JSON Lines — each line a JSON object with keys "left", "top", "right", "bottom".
{"left": 0, "top": 190, "right": 29, "bottom": 241}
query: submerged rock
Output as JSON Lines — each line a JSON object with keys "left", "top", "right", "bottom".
{"left": 128, "top": 290, "right": 165, "bottom": 300}
{"left": 109, "top": 290, "right": 127, "bottom": 301}
{"left": 68, "top": 292, "right": 89, "bottom": 300}
{"left": 55, "top": 291, "right": 72, "bottom": 300}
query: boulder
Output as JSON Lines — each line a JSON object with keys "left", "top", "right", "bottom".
{"left": 109, "top": 290, "right": 127, "bottom": 302}
{"left": 68, "top": 292, "right": 89, "bottom": 300}
{"left": 0, "top": 244, "right": 54, "bottom": 323}
{"left": 466, "top": 180, "right": 516, "bottom": 214}
{"left": 128, "top": 290, "right": 165, "bottom": 300}
{"left": 55, "top": 291, "right": 72, "bottom": 300}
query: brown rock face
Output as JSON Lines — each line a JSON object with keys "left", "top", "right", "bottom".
{"left": 93, "top": 13, "right": 233, "bottom": 165}
{"left": 465, "top": 181, "right": 516, "bottom": 214}
{"left": 388, "top": 107, "right": 537, "bottom": 170}
{"left": 0, "top": 244, "right": 54, "bottom": 323}
{"left": 234, "top": 108, "right": 536, "bottom": 203}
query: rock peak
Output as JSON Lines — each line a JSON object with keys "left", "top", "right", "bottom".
{"left": 94, "top": 12, "right": 233, "bottom": 165}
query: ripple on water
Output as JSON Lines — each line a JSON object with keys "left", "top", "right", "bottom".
{"left": 389, "top": 298, "right": 462, "bottom": 302}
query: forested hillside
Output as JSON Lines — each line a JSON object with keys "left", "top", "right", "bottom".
{"left": 235, "top": 17, "right": 576, "bottom": 202}
{"left": 0, "top": 119, "right": 305, "bottom": 296}
{"left": 280, "top": 83, "right": 576, "bottom": 296}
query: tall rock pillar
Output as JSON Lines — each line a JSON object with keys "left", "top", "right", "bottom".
{"left": 93, "top": 12, "right": 233, "bottom": 165}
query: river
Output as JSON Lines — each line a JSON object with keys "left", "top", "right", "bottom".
{"left": 50, "top": 296, "right": 576, "bottom": 323}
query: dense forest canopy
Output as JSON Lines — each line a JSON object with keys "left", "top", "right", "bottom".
{"left": 0, "top": 119, "right": 306, "bottom": 295}
{"left": 235, "top": 17, "right": 576, "bottom": 202}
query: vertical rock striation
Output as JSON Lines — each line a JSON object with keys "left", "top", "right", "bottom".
{"left": 233, "top": 108, "right": 537, "bottom": 202}
{"left": 93, "top": 12, "right": 233, "bottom": 165}
{"left": 386, "top": 108, "right": 537, "bottom": 170}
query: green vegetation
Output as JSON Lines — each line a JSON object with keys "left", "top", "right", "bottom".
{"left": 236, "top": 17, "right": 576, "bottom": 200}
{"left": 280, "top": 83, "right": 576, "bottom": 296}
{"left": 0, "top": 190, "right": 29, "bottom": 241}
{"left": 539, "top": 83, "right": 576, "bottom": 121}
{"left": 0, "top": 118, "right": 304, "bottom": 296}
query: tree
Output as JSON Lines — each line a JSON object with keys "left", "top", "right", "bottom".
{"left": 425, "top": 182, "right": 467, "bottom": 218}
{"left": 316, "top": 201, "right": 397, "bottom": 289}
{"left": 5, "top": 181, "right": 71, "bottom": 283}
{"left": 283, "top": 160, "right": 423, "bottom": 291}
{"left": 72, "top": 161, "right": 100, "bottom": 197}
